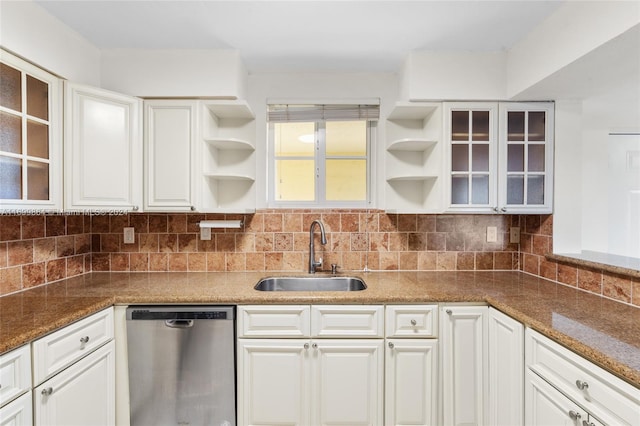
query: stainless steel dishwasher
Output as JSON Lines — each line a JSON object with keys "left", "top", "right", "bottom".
{"left": 126, "top": 306, "right": 236, "bottom": 426}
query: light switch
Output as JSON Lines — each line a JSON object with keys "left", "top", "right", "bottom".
{"left": 486, "top": 226, "right": 497, "bottom": 243}
{"left": 510, "top": 227, "right": 521, "bottom": 244}
{"left": 200, "top": 227, "right": 212, "bottom": 240}
{"left": 123, "top": 227, "right": 135, "bottom": 244}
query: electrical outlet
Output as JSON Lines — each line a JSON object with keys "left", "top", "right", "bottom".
{"left": 486, "top": 226, "right": 498, "bottom": 243}
{"left": 510, "top": 227, "right": 521, "bottom": 244}
{"left": 123, "top": 227, "right": 135, "bottom": 244}
{"left": 200, "top": 227, "right": 212, "bottom": 241}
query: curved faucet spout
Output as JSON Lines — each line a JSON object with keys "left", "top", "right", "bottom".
{"left": 309, "top": 220, "right": 327, "bottom": 273}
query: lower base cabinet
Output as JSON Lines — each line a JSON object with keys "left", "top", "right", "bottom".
{"left": 0, "top": 391, "right": 33, "bottom": 426}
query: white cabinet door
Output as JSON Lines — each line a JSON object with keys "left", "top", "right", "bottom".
{"left": 312, "top": 339, "right": 383, "bottom": 426}
{"left": 237, "top": 339, "right": 310, "bottom": 426}
{"left": 144, "top": 100, "right": 197, "bottom": 211}
{"left": 0, "top": 344, "right": 31, "bottom": 408}
{"left": 65, "top": 82, "right": 142, "bottom": 212}
{"left": 440, "top": 305, "right": 488, "bottom": 426}
{"left": 0, "top": 391, "right": 32, "bottom": 426}
{"left": 385, "top": 339, "right": 438, "bottom": 426}
{"left": 33, "top": 341, "right": 115, "bottom": 426}
{"left": 525, "top": 369, "right": 587, "bottom": 426}
{"left": 488, "top": 307, "right": 523, "bottom": 426}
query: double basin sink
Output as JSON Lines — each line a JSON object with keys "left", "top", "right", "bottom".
{"left": 254, "top": 276, "right": 366, "bottom": 292}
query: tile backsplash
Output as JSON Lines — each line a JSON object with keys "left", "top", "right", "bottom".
{"left": 0, "top": 209, "right": 638, "bottom": 307}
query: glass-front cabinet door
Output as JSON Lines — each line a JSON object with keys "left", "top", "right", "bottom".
{"left": 445, "top": 102, "right": 498, "bottom": 213}
{"left": 0, "top": 49, "right": 62, "bottom": 212}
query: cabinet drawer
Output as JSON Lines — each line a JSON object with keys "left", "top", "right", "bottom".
{"left": 385, "top": 305, "right": 437, "bottom": 338}
{"left": 32, "top": 308, "right": 114, "bottom": 385}
{"left": 0, "top": 345, "right": 31, "bottom": 408}
{"left": 311, "top": 305, "right": 383, "bottom": 338}
{"left": 526, "top": 328, "right": 640, "bottom": 426}
{"left": 238, "top": 305, "right": 310, "bottom": 338}
{"left": 0, "top": 390, "right": 32, "bottom": 426}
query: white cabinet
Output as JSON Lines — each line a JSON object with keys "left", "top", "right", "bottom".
{"left": 33, "top": 341, "right": 115, "bottom": 426}
{"left": 143, "top": 99, "right": 198, "bottom": 212}
{"left": 237, "top": 305, "right": 384, "bottom": 426}
{"left": 526, "top": 328, "right": 640, "bottom": 426}
{"left": 0, "top": 391, "right": 32, "bottom": 426}
{"left": 0, "top": 49, "right": 63, "bottom": 212}
{"left": 200, "top": 100, "right": 256, "bottom": 213}
{"left": 64, "top": 83, "right": 142, "bottom": 212}
{"left": 385, "top": 102, "right": 443, "bottom": 213}
{"left": 0, "top": 345, "right": 31, "bottom": 409}
{"left": 31, "top": 308, "right": 115, "bottom": 426}
{"left": 488, "top": 307, "right": 523, "bottom": 426}
{"left": 444, "top": 101, "right": 553, "bottom": 213}
{"left": 385, "top": 305, "right": 439, "bottom": 426}
{"left": 440, "top": 305, "right": 488, "bottom": 426}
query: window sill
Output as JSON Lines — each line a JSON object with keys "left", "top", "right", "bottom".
{"left": 546, "top": 251, "right": 640, "bottom": 279}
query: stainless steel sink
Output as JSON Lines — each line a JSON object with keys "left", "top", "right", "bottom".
{"left": 254, "top": 276, "right": 367, "bottom": 292}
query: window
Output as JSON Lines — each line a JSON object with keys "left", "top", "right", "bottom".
{"left": 267, "top": 103, "right": 378, "bottom": 207}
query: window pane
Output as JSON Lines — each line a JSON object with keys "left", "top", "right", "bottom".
{"left": 528, "top": 144, "right": 545, "bottom": 172}
{"left": 27, "top": 75, "right": 48, "bottom": 121}
{"left": 0, "top": 63, "right": 22, "bottom": 111}
{"left": 451, "top": 144, "right": 469, "bottom": 171}
{"left": 27, "top": 120, "right": 49, "bottom": 158}
{"left": 508, "top": 144, "right": 524, "bottom": 172}
{"left": 472, "top": 144, "right": 489, "bottom": 171}
{"left": 0, "top": 111, "right": 22, "bottom": 153}
{"left": 326, "top": 159, "right": 366, "bottom": 201}
{"left": 275, "top": 159, "right": 314, "bottom": 201}
{"left": 527, "top": 176, "right": 545, "bottom": 204}
{"left": 528, "top": 111, "right": 545, "bottom": 141}
{"left": 472, "top": 111, "right": 489, "bottom": 141}
{"left": 451, "top": 111, "right": 469, "bottom": 141}
{"left": 274, "top": 122, "right": 315, "bottom": 157}
{"left": 0, "top": 155, "right": 22, "bottom": 199}
{"left": 508, "top": 111, "right": 525, "bottom": 141}
{"left": 471, "top": 175, "right": 489, "bottom": 204}
{"left": 507, "top": 176, "right": 524, "bottom": 204}
{"left": 451, "top": 176, "right": 468, "bottom": 204}
{"left": 326, "top": 121, "right": 366, "bottom": 156}
{"left": 27, "top": 160, "right": 49, "bottom": 200}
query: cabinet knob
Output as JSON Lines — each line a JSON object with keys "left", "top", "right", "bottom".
{"left": 501, "top": 207, "right": 507, "bottom": 213}
{"left": 190, "top": 206, "right": 195, "bottom": 211}
{"left": 132, "top": 205, "right": 139, "bottom": 211}
{"left": 80, "top": 336, "right": 90, "bottom": 345}
{"left": 582, "top": 421, "right": 596, "bottom": 426}
{"left": 388, "top": 342, "right": 394, "bottom": 349}
{"left": 410, "top": 319, "right": 417, "bottom": 326}
{"left": 575, "top": 380, "right": 589, "bottom": 390}
{"left": 493, "top": 207, "right": 499, "bottom": 213}
{"left": 41, "top": 387, "right": 53, "bottom": 396}
{"left": 568, "top": 411, "right": 581, "bottom": 420}
{"left": 446, "top": 309, "right": 452, "bottom": 315}
{"left": 304, "top": 343, "right": 309, "bottom": 350}
{"left": 312, "top": 343, "right": 318, "bottom": 349}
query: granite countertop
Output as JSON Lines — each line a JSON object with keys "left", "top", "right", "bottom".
{"left": 1, "top": 270, "right": 638, "bottom": 388}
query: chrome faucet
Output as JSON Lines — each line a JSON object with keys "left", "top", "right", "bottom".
{"left": 308, "top": 220, "right": 327, "bottom": 274}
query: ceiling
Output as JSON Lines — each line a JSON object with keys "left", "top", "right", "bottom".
{"left": 33, "top": 0, "right": 565, "bottom": 73}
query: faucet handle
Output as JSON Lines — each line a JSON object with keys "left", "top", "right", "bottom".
{"left": 331, "top": 264, "right": 339, "bottom": 274}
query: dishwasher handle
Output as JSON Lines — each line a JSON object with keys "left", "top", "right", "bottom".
{"left": 164, "top": 319, "right": 194, "bottom": 328}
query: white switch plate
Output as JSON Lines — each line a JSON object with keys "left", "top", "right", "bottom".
{"left": 486, "top": 226, "right": 498, "bottom": 243}
{"left": 200, "top": 227, "right": 212, "bottom": 240}
{"left": 510, "top": 227, "right": 521, "bottom": 244}
{"left": 123, "top": 227, "right": 135, "bottom": 244}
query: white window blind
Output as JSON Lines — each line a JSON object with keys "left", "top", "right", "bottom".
{"left": 268, "top": 103, "right": 380, "bottom": 122}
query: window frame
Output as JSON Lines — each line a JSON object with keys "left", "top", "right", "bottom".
{"left": 267, "top": 118, "right": 375, "bottom": 209}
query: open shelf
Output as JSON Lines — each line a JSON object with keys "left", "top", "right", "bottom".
{"left": 204, "top": 138, "right": 255, "bottom": 150}
{"left": 387, "top": 138, "right": 437, "bottom": 152}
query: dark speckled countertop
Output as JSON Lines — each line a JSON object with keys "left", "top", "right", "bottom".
{"left": 1, "top": 271, "right": 638, "bottom": 388}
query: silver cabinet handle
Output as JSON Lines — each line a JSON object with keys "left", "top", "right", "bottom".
{"left": 576, "top": 380, "right": 589, "bottom": 390}
{"left": 304, "top": 343, "right": 309, "bottom": 350}
{"left": 582, "top": 421, "right": 596, "bottom": 426}
{"left": 80, "top": 336, "right": 90, "bottom": 344}
{"left": 569, "top": 411, "right": 581, "bottom": 421}
{"left": 312, "top": 343, "right": 318, "bottom": 349}
{"left": 190, "top": 206, "right": 195, "bottom": 211}
{"left": 132, "top": 206, "right": 139, "bottom": 211}
{"left": 493, "top": 207, "right": 499, "bottom": 213}
{"left": 446, "top": 309, "right": 452, "bottom": 315}
{"left": 501, "top": 207, "right": 507, "bottom": 213}
{"left": 410, "top": 319, "right": 417, "bottom": 326}
{"left": 388, "top": 342, "right": 394, "bottom": 349}
{"left": 41, "top": 387, "right": 53, "bottom": 396}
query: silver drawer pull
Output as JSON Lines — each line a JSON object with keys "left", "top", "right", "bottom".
{"left": 582, "top": 421, "right": 596, "bottom": 426}
{"left": 80, "top": 336, "right": 90, "bottom": 344}
{"left": 388, "top": 342, "right": 394, "bottom": 349}
{"left": 410, "top": 319, "right": 417, "bottom": 326}
{"left": 445, "top": 309, "right": 452, "bottom": 315}
{"left": 41, "top": 387, "right": 53, "bottom": 396}
{"left": 304, "top": 343, "right": 309, "bottom": 350}
{"left": 569, "top": 411, "right": 581, "bottom": 420}
{"left": 575, "top": 380, "right": 589, "bottom": 390}
{"left": 312, "top": 343, "right": 318, "bottom": 349}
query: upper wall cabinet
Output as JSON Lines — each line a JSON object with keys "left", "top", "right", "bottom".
{"left": 199, "top": 100, "right": 256, "bottom": 213}
{"left": 385, "top": 102, "right": 443, "bottom": 213}
{"left": 444, "top": 102, "right": 554, "bottom": 214}
{"left": 64, "top": 83, "right": 143, "bottom": 212}
{"left": 0, "top": 49, "right": 63, "bottom": 212}
{"left": 143, "top": 100, "right": 197, "bottom": 212}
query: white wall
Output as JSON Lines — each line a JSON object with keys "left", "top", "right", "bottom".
{"left": 100, "top": 49, "right": 247, "bottom": 98}
{"left": 0, "top": 0, "right": 101, "bottom": 85}
{"left": 400, "top": 51, "right": 507, "bottom": 101}
{"left": 247, "top": 72, "right": 400, "bottom": 209}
